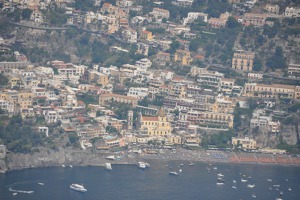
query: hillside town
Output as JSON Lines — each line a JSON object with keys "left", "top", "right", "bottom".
{"left": 0, "top": 0, "right": 300, "bottom": 166}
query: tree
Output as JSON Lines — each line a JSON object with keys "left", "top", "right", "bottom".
{"left": 21, "top": 8, "right": 32, "bottom": 20}
{"left": 0, "top": 73, "right": 8, "bottom": 88}
{"left": 169, "top": 40, "right": 180, "bottom": 54}
{"left": 266, "top": 46, "right": 286, "bottom": 69}
{"left": 226, "top": 17, "right": 239, "bottom": 29}
{"left": 253, "top": 57, "right": 262, "bottom": 71}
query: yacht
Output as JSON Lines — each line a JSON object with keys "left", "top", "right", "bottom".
{"left": 70, "top": 165, "right": 73, "bottom": 168}
{"left": 267, "top": 179, "right": 272, "bottom": 182}
{"left": 38, "top": 183, "right": 44, "bottom": 186}
{"left": 137, "top": 162, "right": 146, "bottom": 169}
{"left": 252, "top": 194, "right": 256, "bottom": 198}
{"left": 288, "top": 187, "right": 292, "bottom": 191}
{"left": 232, "top": 186, "right": 237, "bottom": 189}
{"left": 105, "top": 163, "right": 112, "bottom": 170}
{"left": 62, "top": 165, "right": 65, "bottom": 168}
{"left": 188, "top": 161, "right": 194, "bottom": 166}
{"left": 217, "top": 178, "right": 225, "bottom": 185}
{"left": 179, "top": 169, "right": 182, "bottom": 172}
{"left": 70, "top": 184, "right": 87, "bottom": 193}
{"left": 12, "top": 193, "right": 17, "bottom": 196}
{"left": 247, "top": 184, "right": 255, "bottom": 188}
{"left": 233, "top": 180, "right": 236, "bottom": 183}
{"left": 217, "top": 173, "right": 224, "bottom": 177}
{"left": 169, "top": 171, "right": 178, "bottom": 176}
{"left": 241, "top": 179, "right": 248, "bottom": 183}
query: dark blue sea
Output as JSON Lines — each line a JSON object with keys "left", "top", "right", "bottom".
{"left": 1, "top": 161, "right": 300, "bottom": 200}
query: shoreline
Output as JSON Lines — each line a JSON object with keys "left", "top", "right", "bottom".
{"left": 2, "top": 149, "right": 300, "bottom": 174}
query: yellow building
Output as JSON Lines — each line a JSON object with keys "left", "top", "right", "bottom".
{"left": 140, "top": 108, "right": 172, "bottom": 136}
{"left": 8, "top": 75, "right": 21, "bottom": 88}
{"left": 140, "top": 30, "right": 153, "bottom": 40}
{"left": 89, "top": 71, "right": 109, "bottom": 86}
{"left": 232, "top": 137, "right": 257, "bottom": 150}
{"left": 232, "top": 51, "right": 255, "bottom": 71}
{"left": 174, "top": 50, "right": 192, "bottom": 65}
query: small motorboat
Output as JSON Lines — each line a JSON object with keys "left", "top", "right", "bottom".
{"left": 232, "top": 186, "right": 237, "bottom": 189}
{"left": 247, "top": 184, "right": 255, "bottom": 188}
{"left": 12, "top": 193, "right": 17, "bottom": 196}
{"left": 169, "top": 171, "right": 178, "bottom": 176}
{"left": 241, "top": 179, "right": 248, "bottom": 183}
{"left": 217, "top": 173, "right": 224, "bottom": 177}
{"left": 233, "top": 180, "right": 236, "bottom": 183}
{"left": 38, "top": 183, "right": 44, "bottom": 186}
{"left": 252, "top": 194, "right": 256, "bottom": 198}
{"left": 267, "top": 179, "right": 272, "bottom": 182}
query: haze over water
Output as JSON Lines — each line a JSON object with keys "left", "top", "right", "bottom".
{"left": 1, "top": 161, "right": 300, "bottom": 200}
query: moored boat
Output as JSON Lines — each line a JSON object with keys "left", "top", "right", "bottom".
{"left": 38, "top": 182, "right": 44, "bottom": 186}
{"left": 217, "top": 178, "right": 225, "bottom": 185}
{"left": 169, "top": 171, "right": 178, "bottom": 176}
{"left": 241, "top": 179, "right": 248, "bottom": 182}
{"left": 105, "top": 163, "right": 112, "bottom": 170}
{"left": 70, "top": 184, "right": 87, "bottom": 192}
{"left": 247, "top": 184, "right": 255, "bottom": 188}
{"left": 217, "top": 173, "right": 224, "bottom": 177}
{"left": 137, "top": 162, "right": 146, "bottom": 169}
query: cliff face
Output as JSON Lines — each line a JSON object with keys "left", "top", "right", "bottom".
{"left": 0, "top": 148, "right": 131, "bottom": 173}
{"left": 254, "top": 124, "right": 299, "bottom": 147}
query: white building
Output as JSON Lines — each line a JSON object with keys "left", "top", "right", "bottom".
{"left": 44, "top": 110, "right": 62, "bottom": 124}
{"left": 135, "top": 58, "right": 152, "bottom": 71}
{"left": 0, "top": 99, "right": 14, "bottom": 114}
{"left": 285, "top": 7, "right": 300, "bottom": 18}
{"left": 183, "top": 12, "right": 208, "bottom": 25}
{"left": 127, "top": 87, "right": 149, "bottom": 99}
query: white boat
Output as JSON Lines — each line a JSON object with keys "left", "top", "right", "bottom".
{"left": 247, "top": 184, "right": 255, "bottom": 188}
{"left": 217, "top": 178, "right": 225, "bottom": 185}
{"left": 275, "top": 198, "right": 283, "bottom": 200}
{"left": 62, "top": 165, "right": 65, "bottom": 168}
{"left": 70, "top": 165, "right": 73, "bottom": 168}
{"left": 106, "top": 155, "right": 115, "bottom": 160}
{"left": 169, "top": 171, "right": 178, "bottom": 176}
{"left": 267, "top": 179, "right": 272, "bottom": 182}
{"left": 105, "top": 163, "right": 112, "bottom": 170}
{"left": 179, "top": 169, "right": 182, "bottom": 172}
{"left": 252, "top": 194, "right": 256, "bottom": 198}
{"left": 217, "top": 173, "right": 224, "bottom": 177}
{"left": 233, "top": 180, "right": 236, "bottom": 183}
{"left": 38, "top": 182, "right": 44, "bottom": 186}
{"left": 70, "top": 184, "right": 87, "bottom": 192}
{"left": 288, "top": 187, "right": 292, "bottom": 191}
{"left": 241, "top": 179, "right": 248, "bottom": 182}
{"left": 213, "top": 167, "right": 217, "bottom": 170}
{"left": 12, "top": 193, "right": 17, "bottom": 196}
{"left": 232, "top": 186, "right": 237, "bottom": 189}
{"left": 137, "top": 162, "right": 146, "bottom": 169}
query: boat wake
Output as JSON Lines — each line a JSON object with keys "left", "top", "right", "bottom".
{"left": 9, "top": 187, "right": 34, "bottom": 194}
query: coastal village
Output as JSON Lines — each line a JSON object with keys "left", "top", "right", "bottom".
{"left": 0, "top": 0, "right": 300, "bottom": 171}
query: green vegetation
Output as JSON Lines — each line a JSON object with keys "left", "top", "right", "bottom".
{"left": 146, "top": 27, "right": 165, "bottom": 34}
{"left": 0, "top": 115, "right": 44, "bottom": 153}
{"left": 21, "top": 8, "right": 32, "bottom": 21}
{"left": 266, "top": 46, "right": 286, "bottom": 70}
{"left": 0, "top": 73, "right": 9, "bottom": 88}
{"left": 76, "top": 93, "right": 98, "bottom": 105}
{"left": 201, "top": 131, "right": 234, "bottom": 148}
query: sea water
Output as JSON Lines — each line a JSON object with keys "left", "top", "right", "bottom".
{"left": 0, "top": 161, "right": 300, "bottom": 200}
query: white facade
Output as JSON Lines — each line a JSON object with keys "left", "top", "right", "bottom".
{"left": 135, "top": 58, "right": 152, "bottom": 71}
{"left": 127, "top": 87, "right": 149, "bottom": 99}
{"left": 0, "top": 99, "right": 14, "bottom": 114}
{"left": 285, "top": 7, "right": 300, "bottom": 18}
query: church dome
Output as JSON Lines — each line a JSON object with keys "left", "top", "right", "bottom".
{"left": 157, "top": 108, "right": 166, "bottom": 117}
